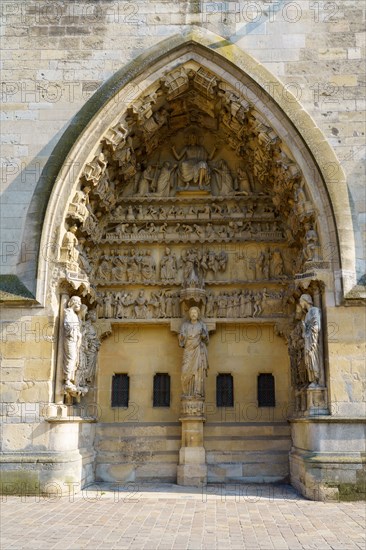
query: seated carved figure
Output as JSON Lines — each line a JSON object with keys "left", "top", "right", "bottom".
{"left": 172, "top": 134, "right": 216, "bottom": 190}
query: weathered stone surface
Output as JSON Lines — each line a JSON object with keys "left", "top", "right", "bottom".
{"left": 0, "top": 1, "right": 365, "bottom": 501}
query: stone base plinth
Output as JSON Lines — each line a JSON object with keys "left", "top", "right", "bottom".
{"left": 177, "top": 397, "right": 207, "bottom": 486}
{"left": 176, "top": 190, "right": 210, "bottom": 197}
{"left": 0, "top": 415, "right": 96, "bottom": 496}
{"left": 295, "top": 386, "right": 328, "bottom": 417}
{"left": 179, "top": 446, "right": 206, "bottom": 465}
{"left": 289, "top": 417, "right": 366, "bottom": 501}
{"left": 177, "top": 448, "right": 207, "bottom": 487}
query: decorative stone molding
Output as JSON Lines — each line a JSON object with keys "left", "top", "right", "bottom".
{"left": 21, "top": 27, "right": 352, "bottom": 307}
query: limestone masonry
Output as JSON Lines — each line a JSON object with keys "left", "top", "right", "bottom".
{"left": 0, "top": 1, "right": 365, "bottom": 501}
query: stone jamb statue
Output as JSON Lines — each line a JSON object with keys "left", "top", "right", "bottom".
{"left": 178, "top": 306, "right": 209, "bottom": 399}
{"left": 63, "top": 296, "right": 83, "bottom": 394}
{"left": 299, "top": 293, "right": 322, "bottom": 388}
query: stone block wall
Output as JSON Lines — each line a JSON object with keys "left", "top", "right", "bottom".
{"left": 1, "top": 1, "right": 365, "bottom": 500}
{"left": 1, "top": 1, "right": 365, "bottom": 280}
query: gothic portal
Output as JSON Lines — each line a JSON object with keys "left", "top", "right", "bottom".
{"left": 3, "top": 34, "right": 364, "bottom": 501}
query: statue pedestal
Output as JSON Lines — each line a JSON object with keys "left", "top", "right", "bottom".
{"left": 295, "top": 386, "right": 328, "bottom": 417}
{"left": 176, "top": 189, "right": 210, "bottom": 197}
{"left": 177, "top": 397, "right": 207, "bottom": 487}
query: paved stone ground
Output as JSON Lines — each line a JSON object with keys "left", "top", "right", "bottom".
{"left": 1, "top": 484, "right": 365, "bottom": 550}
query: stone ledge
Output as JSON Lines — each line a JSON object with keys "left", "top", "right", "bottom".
{"left": 289, "top": 416, "right": 366, "bottom": 424}
{"left": 0, "top": 449, "right": 94, "bottom": 464}
{"left": 0, "top": 275, "right": 36, "bottom": 305}
{"left": 46, "top": 416, "right": 97, "bottom": 423}
{"left": 343, "top": 283, "right": 366, "bottom": 304}
{"left": 290, "top": 449, "right": 366, "bottom": 464}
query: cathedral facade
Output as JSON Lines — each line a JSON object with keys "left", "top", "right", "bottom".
{"left": 1, "top": 2, "right": 365, "bottom": 501}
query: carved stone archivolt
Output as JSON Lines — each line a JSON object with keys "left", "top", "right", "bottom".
{"left": 51, "top": 60, "right": 329, "bottom": 409}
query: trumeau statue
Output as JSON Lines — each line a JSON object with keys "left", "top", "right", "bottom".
{"left": 178, "top": 307, "right": 209, "bottom": 398}
{"left": 299, "top": 294, "right": 322, "bottom": 387}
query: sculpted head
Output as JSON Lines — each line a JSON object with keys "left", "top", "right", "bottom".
{"left": 188, "top": 306, "right": 200, "bottom": 322}
{"left": 69, "top": 224, "right": 78, "bottom": 234}
{"left": 87, "top": 310, "right": 97, "bottom": 322}
{"left": 68, "top": 296, "right": 81, "bottom": 312}
{"left": 299, "top": 293, "right": 313, "bottom": 311}
{"left": 187, "top": 133, "right": 198, "bottom": 146}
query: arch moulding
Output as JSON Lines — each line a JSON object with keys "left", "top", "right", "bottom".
{"left": 28, "top": 27, "right": 355, "bottom": 306}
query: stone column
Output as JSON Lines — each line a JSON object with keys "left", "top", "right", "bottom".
{"left": 177, "top": 397, "right": 207, "bottom": 487}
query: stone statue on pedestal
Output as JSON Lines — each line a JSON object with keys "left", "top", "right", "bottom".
{"left": 63, "top": 296, "right": 83, "bottom": 394}
{"left": 178, "top": 307, "right": 209, "bottom": 398}
{"left": 62, "top": 297, "right": 102, "bottom": 400}
{"left": 61, "top": 224, "right": 79, "bottom": 267}
{"left": 299, "top": 294, "right": 322, "bottom": 387}
{"left": 77, "top": 309, "right": 100, "bottom": 386}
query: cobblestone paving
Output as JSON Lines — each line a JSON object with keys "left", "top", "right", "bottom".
{"left": 1, "top": 484, "right": 365, "bottom": 550}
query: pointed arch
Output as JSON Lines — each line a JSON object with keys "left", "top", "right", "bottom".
{"left": 20, "top": 26, "right": 355, "bottom": 304}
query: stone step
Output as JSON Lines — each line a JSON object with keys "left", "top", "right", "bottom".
{"left": 96, "top": 461, "right": 177, "bottom": 483}
{"left": 206, "top": 450, "right": 289, "bottom": 464}
{"left": 95, "top": 451, "right": 179, "bottom": 465}
{"left": 95, "top": 423, "right": 180, "bottom": 438}
{"left": 94, "top": 436, "right": 180, "bottom": 453}
{"left": 208, "top": 468, "right": 288, "bottom": 484}
{"left": 204, "top": 437, "right": 291, "bottom": 452}
{"left": 204, "top": 422, "right": 291, "bottom": 437}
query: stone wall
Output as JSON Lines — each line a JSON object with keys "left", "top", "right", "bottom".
{"left": 1, "top": 1, "right": 365, "bottom": 280}
{"left": 1, "top": 1, "right": 365, "bottom": 500}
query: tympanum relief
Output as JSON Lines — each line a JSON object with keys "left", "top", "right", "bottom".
{"left": 54, "top": 61, "right": 328, "bottom": 404}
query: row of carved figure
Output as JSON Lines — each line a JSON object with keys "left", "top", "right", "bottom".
{"left": 109, "top": 201, "right": 276, "bottom": 222}
{"left": 96, "top": 289, "right": 182, "bottom": 319}
{"left": 124, "top": 157, "right": 254, "bottom": 197}
{"left": 95, "top": 287, "right": 286, "bottom": 320}
{"left": 83, "top": 140, "right": 256, "bottom": 197}
{"left": 62, "top": 217, "right": 318, "bottom": 285}
{"left": 235, "top": 248, "right": 287, "bottom": 280}
{"left": 62, "top": 239, "right": 297, "bottom": 285}
{"left": 85, "top": 247, "right": 228, "bottom": 285}
{"left": 205, "top": 289, "right": 286, "bottom": 318}
{"left": 177, "top": 294, "right": 324, "bottom": 401}
{"left": 102, "top": 219, "right": 283, "bottom": 243}
{"left": 62, "top": 291, "right": 323, "bottom": 402}
{"left": 60, "top": 221, "right": 319, "bottom": 295}
{"left": 80, "top": 145, "right": 256, "bottom": 199}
